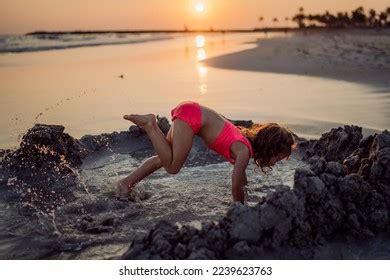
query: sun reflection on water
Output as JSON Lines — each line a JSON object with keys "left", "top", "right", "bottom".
{"left": 195, "top": 35, "right": 208, "bottom": 95}
{"left": 195, "top": 35, "right": 205, "bottom": 48}
{"left": 197, "top": 49, "right": 207, "bottom": 61}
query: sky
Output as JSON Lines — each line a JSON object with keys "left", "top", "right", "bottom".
{"left": 1, "top": 0, "right": 389, "bottom": 34}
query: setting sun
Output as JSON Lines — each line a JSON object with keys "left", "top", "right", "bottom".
{"left": 195, "top": 2, "right": 205, "bottom": 13}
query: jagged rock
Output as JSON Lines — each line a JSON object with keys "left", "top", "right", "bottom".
{"left": 226, "top": 241, "right": 252, "bottom": 258}
{"left": 325, "top": 162, "right": 345, "bottom": 177}
{"left": 226, "top": 203, "right": 262, "bottom": 243}
{"left": 157, "top": 116, "right": 171, "bottom": 135}
{"left": 122, "top": 221, "right": 179, "bottom": 259}
{"left": 188, "top": 247, "right": 217, "bottom": 260}
{"left": 301, "top": 125, "right": 362, "bottom": 162}
{"left": 294, "top": 168, "right": 325, "bottom": 199}
{"left": 341, "top": 130, "right": 390, "bottom": 189}
{"left": 79, "top": 134, "right": 112, "bottom": 151}
{"left": 1, "top": 124, "right": 88, "bottom": 210}
{"left": 307, "top": 156, "right": 326, "bottom": 175}
{"left": 129, "top": 125, "right": 143, "bottom": 137}
{"left": 7, "top": 124, "right": 88, "bottom": 169}
{"left": 80, "top": 116, "right": 170, "bottom": 151}
{"left": 227, "top": 119, "right": 254, "bottom": 128}
{"left": 369, "top": 132, "right": 390, "bottom": 187}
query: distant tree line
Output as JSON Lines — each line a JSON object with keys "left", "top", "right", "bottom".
{"left": 291, "top": 6, "right": 390, "bottom": 28}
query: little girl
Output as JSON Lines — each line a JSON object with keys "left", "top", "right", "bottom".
{"left": 117, "top": 101, "right": 295, "bottom": 203}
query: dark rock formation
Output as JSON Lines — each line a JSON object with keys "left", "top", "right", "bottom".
{"left": 1, "top": 124, "right": 88, "bottom": 209}
{"left": 299, "top": 125, "right": 363, "bottom": 162}
{"left": 80, "top": 116, "right": 171, "bottom": 152}
{"left": 1, "top": 121, "right": 389, "bottom": 259}
{"left": 122, "top": 126, "right": 390, "bottom": 260}
{"left": 6, "top": 124, "right": 87, "bottom": 169}
{"left": 227, "top": 119, "right": 253, "bottom": 128}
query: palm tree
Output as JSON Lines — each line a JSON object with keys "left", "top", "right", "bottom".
{"left": 387, "top": 7, "right": 390, "bottom": 26}
{"left": 351, "top": 6, "right": 366, "bottom": 26}
{"left": 379, "top": 12, "right": 387, "bottom": 26}
{"left": 284, "top": 17, "right": 289, "bottom": 27}
{"left": 368, "top": 9, "right": 377, "bottom": 26}
{"left": 336, "top": 12, "right": 349, "bottom": 27}
{"left": 258, "top": 16, "right": 264, "bottom": 23}
{"left": 293, "top": 7, "right": 306, "bottom": 28}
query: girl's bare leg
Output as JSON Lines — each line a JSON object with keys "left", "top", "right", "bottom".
{"left": 123, "top": 114, "right": 194, "bottom": 174}
{"left": 116, "top": 155, "right": 162, "bottom": 199}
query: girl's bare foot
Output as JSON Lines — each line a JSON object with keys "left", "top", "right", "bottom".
{"left": 123, "top": 113, "right": 156, "bottom": 129}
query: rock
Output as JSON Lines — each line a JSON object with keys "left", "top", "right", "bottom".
{"left": 157, "top": 116, "right": 171, "bottom": 135}
{"left": 225, "top": 241, "right": 253, "bottom": 259}
{"left": 294, "top": 168, "right": 325, "bottom": 199}
{"left": 128, "top": 126, "right": 143, "bottom": 137}
{"left": 173, "top": 243, "right": 187, "bottom": 259}
{"left": 13, "top": 124, "right": 87, "bottom": 168}
{"left": 343, "top": 153, "right": 362, "bottom": 174}
{"left": 187, "top": 247, "right": 217, "bottom": 260}
{"left": 369, "top": 147, "right": 390, "bottom": 186}
{"left": 302, "top": 125, "right": 362, "bottom": 162}
{"left": 307, "top": 156, "right": 326, "bottom": 175}
{"left": 79, "top": 134, "right": 111, "bottom": 151}
{"left": 342, "top": 131, "right": 390, "bottom": 185}
{"left": 227, "top": 119, "right": 254, "bottom": 128}
{"left": 370, "top": 132, "right": 390, "bottom": 153}
{"left": 1, "top": 124, "right": 88, "bottom": 209}
{"left": 227, "top": 203, "right": 262, "bottom": 243}
{"left": 325, "top": 162, "right": 345, "bottom": 177}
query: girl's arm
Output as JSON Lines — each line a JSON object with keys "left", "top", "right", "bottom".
{"left": 232, "top": 149, "right": 250, "bottom": 204}
{"left": 243, "top": 171, "right": 248, "bottom": 186}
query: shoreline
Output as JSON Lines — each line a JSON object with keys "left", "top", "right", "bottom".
{"left": 23, "top": 26, "right": 390, "bottom": 36}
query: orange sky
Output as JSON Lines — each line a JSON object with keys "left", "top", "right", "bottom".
{"left": 1, "top": 0, "right": 389, "bottom": 34}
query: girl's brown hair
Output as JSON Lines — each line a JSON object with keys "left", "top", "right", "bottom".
{"left": 240, "top": 123, "right": 296, "bottom": 171}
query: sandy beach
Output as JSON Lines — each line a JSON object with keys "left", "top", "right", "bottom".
{"left": 206, "top": 29, "right": 390, "bottom": 88}
{"left": 0, "top": 29, "right": 390, "bottom": 260}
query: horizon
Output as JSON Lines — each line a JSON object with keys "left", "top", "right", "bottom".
{"left": 1, "top": 0, "right": 389, "bottom": 35}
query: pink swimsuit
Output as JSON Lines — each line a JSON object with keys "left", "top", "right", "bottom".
{"left": 208, "top": 121, "right": 253, "bottom": 164}
{"left": 171, "top": 101, "right": 202, "bottom": 134}
{"left": 171, "top": 101, "right": 253, "bottom": 164}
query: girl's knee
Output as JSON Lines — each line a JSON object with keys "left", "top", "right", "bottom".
{"left": 152, "top": 156, "right": 163, "bottom": 168}
{"left": 165, "top": 165, "right": 181, "bottom": 175}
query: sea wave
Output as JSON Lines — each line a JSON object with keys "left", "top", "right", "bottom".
{"left": 0, "top": 33, "right": 173, "bottom": 53}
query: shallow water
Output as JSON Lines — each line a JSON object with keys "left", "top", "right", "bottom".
{"left": 1, "top": 32, "right": 389, "bottom": 148}
{"left": 0, "top": 33, "right": 173, "bottom": 53}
